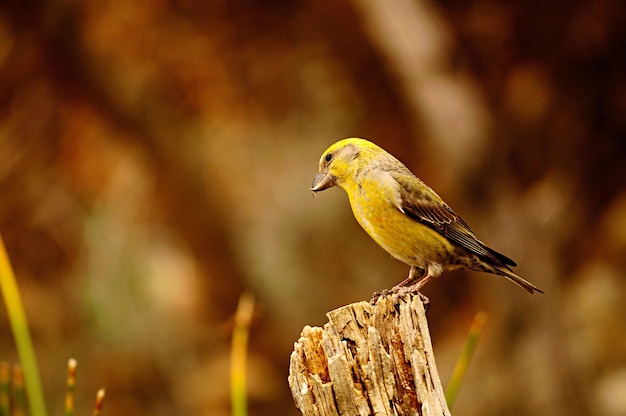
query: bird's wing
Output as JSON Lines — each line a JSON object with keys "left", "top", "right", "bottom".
{"left": 393, "top": 173, "right": 517, "bottom": 267}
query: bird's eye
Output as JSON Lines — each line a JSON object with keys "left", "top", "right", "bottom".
{"left": 325, "top": 153, "right": 333, "bottom": 162}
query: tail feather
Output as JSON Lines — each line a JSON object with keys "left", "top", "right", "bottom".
{"left": 494, "top": 265, "right": 544, "bottom": 294}
{"left": 478, "top": 246, "right": 543, "bottom": 294}
{"left": 465, "top": 250, "right": 544, "bottom": 294}
{"left": 486, "top": 246, "right": 517, "bottom": 267}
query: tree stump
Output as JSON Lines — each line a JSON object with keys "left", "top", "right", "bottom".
{"left": 288, "top": 292, "right": 451, "bottom": 416}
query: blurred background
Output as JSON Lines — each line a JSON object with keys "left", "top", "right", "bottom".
{"left": 1, "top": 0, "right": 625, "bottom": 415}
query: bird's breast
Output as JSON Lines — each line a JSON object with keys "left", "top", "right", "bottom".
{"left": 345, "top": 177, "right": 453, "bottom": 268}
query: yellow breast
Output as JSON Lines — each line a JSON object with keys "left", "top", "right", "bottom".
{"left": 343, "top": 174, "right": 453, "bottom": 268}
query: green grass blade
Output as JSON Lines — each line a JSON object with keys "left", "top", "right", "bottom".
{"left": 445, "top": 312, "right": 487, "bottom": 408}
{"left": 230, "top": 293, "right": 255, "bottom": 416}
{"left": 0, "top": 235, "right": 48, "bottom": 416}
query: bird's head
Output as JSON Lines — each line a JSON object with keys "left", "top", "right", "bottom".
{"left": 311, "top": 138, "right": 380, "bottom": 193}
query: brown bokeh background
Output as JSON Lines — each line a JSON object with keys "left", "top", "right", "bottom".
{"left": 1, "top": 0, "right": 625, "bottom": 415}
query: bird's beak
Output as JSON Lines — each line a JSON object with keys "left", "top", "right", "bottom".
{"left": 311, "top": 171, "right": 336, "bottom": 192}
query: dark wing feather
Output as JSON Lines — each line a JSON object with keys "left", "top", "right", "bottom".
{"left": 394, "top": 174, "right": 517, "bottom": 267}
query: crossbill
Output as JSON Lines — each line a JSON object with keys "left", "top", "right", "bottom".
{"left": 311, "top": 138, "right": 543, "bottom": 294}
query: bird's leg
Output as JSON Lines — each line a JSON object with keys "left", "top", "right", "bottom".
{"left": 411, "top": 273, "right": 434, "bottom": 291}
{"left": 395, "top": 266, "right": 426, "bottom": 288}
{"left": 393, "top": 267, "right": 431, "bottom": 308}
{"left": 370, "top": 267, "right": 432, "bottom": 305}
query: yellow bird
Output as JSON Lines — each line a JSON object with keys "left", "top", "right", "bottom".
{"left": 311, "top": 138, "right": 543, "bottom": 294}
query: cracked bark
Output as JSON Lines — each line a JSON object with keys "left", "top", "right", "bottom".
{"left": 289, "top": 293, "right": 451, "bottom": 416}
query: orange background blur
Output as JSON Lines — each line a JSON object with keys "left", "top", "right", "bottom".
{"left": 1, "top": 0, "right": 625, "bottom": 415}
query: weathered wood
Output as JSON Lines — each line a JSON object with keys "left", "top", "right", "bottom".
{"left": 289, "top": 293, "right": 451, "bottom": 416}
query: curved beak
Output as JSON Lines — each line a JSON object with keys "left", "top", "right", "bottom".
{"left": 311, "top": 171, "right": 336, "bottom": 192}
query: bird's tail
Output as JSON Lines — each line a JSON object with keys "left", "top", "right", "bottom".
{"left": 494, "top": 266, "right": 544, "bottom": 294}
{"left": 476, "top": 245, "right": 544, "bottom": 294}
{"left": 467, "top": 248, "right": 544, "bottom": 294}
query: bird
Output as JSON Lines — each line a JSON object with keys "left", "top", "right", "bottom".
{"left": 310, "top": 137, "right": 543, "bottom": 295}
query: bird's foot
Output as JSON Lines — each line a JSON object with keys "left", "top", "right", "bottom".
{"left": 392, "top": 284, "right": 430, "bottom": 311}
{"left": 370, "top": 283, "right": 430, "bottom": 311}
{"left": 370, "top": 289, "right": 391, "bottom": 305}
{"left": 371, "top": 269, "right": 432, "bottom": 307}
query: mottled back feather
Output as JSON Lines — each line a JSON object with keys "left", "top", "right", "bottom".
{"left": 392, "top": 172, "right": 517, "bottom": 268}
